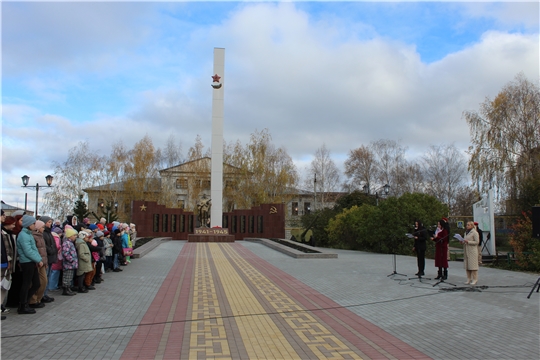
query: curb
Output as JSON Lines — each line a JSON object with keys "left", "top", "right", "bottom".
{"left": 132, "top": 237, "right": 172, "bottom": 258}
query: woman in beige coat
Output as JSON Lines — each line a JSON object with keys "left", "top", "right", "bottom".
{"left": 462, "top": 221, "right": 480, "bottom": 285}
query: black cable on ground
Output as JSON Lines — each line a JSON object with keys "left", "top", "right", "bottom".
{"left": 1, "top": 292, "right": 443, "bottom": 339}
{"left": 2, "top": 282, "right": 534, "bottom": 340}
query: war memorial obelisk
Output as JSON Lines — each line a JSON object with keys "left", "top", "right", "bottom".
{"left": 210, "top": 47, "right": 225, "bottom": 228}
{"left": 188, "top": 48, "right": 234, "bottom": 242}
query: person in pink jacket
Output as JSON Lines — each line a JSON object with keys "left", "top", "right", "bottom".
{"left": 48, "top": 229, "right": 63, "bottom": 292}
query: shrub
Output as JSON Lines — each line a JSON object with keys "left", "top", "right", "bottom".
{"left": 508, "top": 212, "right": 540, "bottom": 271}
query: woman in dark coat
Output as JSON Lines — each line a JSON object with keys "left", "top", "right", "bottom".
{"left": 412, "top": 221, "right": 428, "bottom": 276}
{"left": 431, "top": 219, "right": 449, "bottom": 280}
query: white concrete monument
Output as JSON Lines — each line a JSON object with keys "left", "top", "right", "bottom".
{"left": 210, "top": 48, "right": 225, "bottom": 227}
{"left": 473, "top": 189, "right": 496, "bottom": 256}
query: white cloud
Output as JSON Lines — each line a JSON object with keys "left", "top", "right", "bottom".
{"left": 461, "top": 2, "right": 539, "bottom": 30}
{"left": 2, "top": 2, "right": 154, "bottom": 76}
{"left": 2, "top": 2, "right": 538, "bottom": 210}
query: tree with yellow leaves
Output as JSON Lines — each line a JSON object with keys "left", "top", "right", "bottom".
{"left": 465, "top": 73, "right": 540, "bottom": 209}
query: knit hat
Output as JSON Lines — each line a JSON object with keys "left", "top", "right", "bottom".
{"left": 3, "top": 216, "right": 16, "bottom": 226}
{"left": 35, "top": 220, "right": 45, "bottom": 230}
{"left": 65, "top": 228, "right": 78, "bottom": 238}
{"left": 474, "top": 222, "right": 479, "bottom": 225}
{"left": 97, "top": 223, "right": 104, "bottom": 230}
{"left": 39, "top": 216, "right": 53, "bottom": 225}
{"left": 96, "top": 231, "right": 104, "bottom": 238}
{"left": 104, "top": 230, "right": 110, "bottom": 236}
{"left": 83, "top": 218, "right": 90, "bottom": 224}
{"left": 52, "top": 227, "right": 63, "bottom": 235}
{"left": 12, "top": 210, "right": 25, "bottom": 217}
{"left": 22, "top": 215, "right": 36, "bottom": 228}
{"left": 100, "top": 218, "right": 106, "bottom": 224}
{"left": 89, "top": 224, "right": 98, "bottom": 230}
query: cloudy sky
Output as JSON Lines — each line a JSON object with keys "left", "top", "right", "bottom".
{"left": 1, "top": 1, "right": 539, "bottom": 212}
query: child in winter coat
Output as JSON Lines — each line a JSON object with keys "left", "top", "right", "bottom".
{"left": 75, "top": 231, "right": 92, "bottom": 293}
{"left": 48, "top": 230, "right": 63, "bottom": 292}
{"left": 61, "top": 228, "right": 78, "bottom": 296}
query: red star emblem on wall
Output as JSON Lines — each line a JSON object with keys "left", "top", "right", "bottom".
{"left": 212, "top": 74, "right": 221, "bottom": 82}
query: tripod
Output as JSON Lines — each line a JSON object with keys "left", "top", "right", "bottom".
{"left": 409, "top": 274, "right": 432, "bottom": 283}
{"left": 432, "top": 273, "right": 456, "bottom": 287}
{"left": 387, "top": 252, "right": 407, "bottom": 277}
{"left": 527, "top": 277, "right": 540, "bottom": 299}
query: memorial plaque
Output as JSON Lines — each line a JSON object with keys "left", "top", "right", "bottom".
{"left": 194, "top": 227, "right": 229, "bottom": 235}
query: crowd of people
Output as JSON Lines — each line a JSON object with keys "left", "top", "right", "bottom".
{"left": 410, "top": 217, "right": 482, "bottom": 284}
{"left": 1, "top": 210, "right": 137, "bottom": 319}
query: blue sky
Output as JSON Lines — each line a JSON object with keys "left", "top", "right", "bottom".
{"left": 1, "top": 1, "right": 539, "bottom": 211}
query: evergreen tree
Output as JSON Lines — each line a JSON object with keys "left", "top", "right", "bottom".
{"left": 73, "top": 194, "right": 90, "bottom": 221}
{"left": 93, "top": 202, "right": 119, "bottom": 223}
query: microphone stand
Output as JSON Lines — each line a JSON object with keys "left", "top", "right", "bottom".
{"left": 527, "top": 277, "right": 540, "bottom": 299}
{"left": 387, "top": 235, "right": 407, "bottom": 278}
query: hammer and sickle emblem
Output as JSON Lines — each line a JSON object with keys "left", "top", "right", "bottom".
{"left": 270, "top": 206, "right": 277, "bottom": 214}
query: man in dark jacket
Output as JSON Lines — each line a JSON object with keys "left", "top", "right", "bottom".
{"left": 111, "top": 229, "right": 123, "bottom": 272}
{"left": 40, "top": 216, "right": 57, "bottom": 303}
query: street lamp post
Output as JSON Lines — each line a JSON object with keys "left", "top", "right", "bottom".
{"left": 21, "top": 175, "right": 54, "bottom": 217}
{"left": 313, "top": 173, "right": 317, "bottom": 213}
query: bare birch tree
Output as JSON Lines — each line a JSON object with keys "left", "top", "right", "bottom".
{"left": 160, "top": 134, "right": 184, "bottom": 169}
{"left": 422, "top": 143, "right": 468, "bottom": 211}
{"left": 304, "top": 144, "right": 340, "bottom": 208}
{"left": 344, "top": 145, "right": 378, "bottom": 192}
{"left": 372, "top": 139, "right": 408, "bottom": 196}
{"left": 42, "top": 141, "right": 102, "bottom": 220}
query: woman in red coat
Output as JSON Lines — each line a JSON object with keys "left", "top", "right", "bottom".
{"left": 431, "top": 219, "right": 449, "bottom": 280}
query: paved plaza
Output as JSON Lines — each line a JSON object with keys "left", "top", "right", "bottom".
{"left": 1, "top": 240, "right": 538, "bottom": 359}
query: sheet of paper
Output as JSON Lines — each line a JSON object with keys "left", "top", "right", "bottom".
{"left": 453, "top": 234, "right": 465, "bottom": 242}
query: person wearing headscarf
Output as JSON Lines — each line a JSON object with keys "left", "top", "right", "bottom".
{"left": 48, "top": 228, "right": 63, "bottom": 292}
{"left": 129, "top": 223, "right": 137, "bottom": 248}
{"left": 1, "top": 216, "right": 17, "bottom": 317}
{"left": 111, "top": 228, "right": 123, "bottom": 272}
{"left": 75, "top": 231, "right": 93, "bottom": 293}
{"left": 28, "top": 220, "right": 49, "bottom": 308}
{"left": 16, "top": 215, "right": 43, "bottom": 314}
{"left": 40, "top": 216, "right": 57, "bottom": 302}
{"left": 12, "top": 214, "right": 24, "bottom": 237}
{"left": 61, "top": 228, "right": 78, "bottom": 296}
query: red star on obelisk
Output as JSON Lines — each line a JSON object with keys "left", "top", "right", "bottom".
{"left": 212, "top": 74, "right": 221, "bottom": 83}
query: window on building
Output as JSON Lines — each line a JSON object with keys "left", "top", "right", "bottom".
{"left": 177, "top": 199, "right": 184, "bottom": 209}
{"left": 162, "top": 214, "right": 169, "bottom": 232}
{"left": 240, "top": 216, "right": 246, "bottom": 233}
{"left": 97, "top": 198, "right": 104, "bottom": 209}
{"left": 304, "top": 202, "right": 311, "bottom": 215}
{"left": 292, "top": 202, "right": 298, "bottom": 216}
{"left": 176, "top": 178, "right": 188, "bottom": 189}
